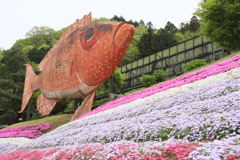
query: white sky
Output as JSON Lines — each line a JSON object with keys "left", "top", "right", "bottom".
{"left": 0, "top": 0, "right": 201, "bottom": 50}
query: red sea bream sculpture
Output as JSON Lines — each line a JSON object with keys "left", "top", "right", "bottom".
{"left": 18, "top": 13, "right": 135, "bottom": 121}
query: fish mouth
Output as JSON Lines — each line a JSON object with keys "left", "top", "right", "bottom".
{"left": 112, "top": 23, "right": 135, "bottom": 68}
{"left": 113, "top": 23, "right": 135, "bottom": 49}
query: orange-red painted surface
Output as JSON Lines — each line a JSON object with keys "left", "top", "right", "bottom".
{"left": 18, "top": 13, "right": 135, "bottom": 121}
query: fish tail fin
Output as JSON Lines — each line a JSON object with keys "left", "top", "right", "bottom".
{"left": 37, "top": 93, "right": 58, "bottom": 115}
{"left": 18, "top": 64, "right": 36, "bottom": 113}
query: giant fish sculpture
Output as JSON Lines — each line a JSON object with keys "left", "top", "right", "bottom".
{"left": 18, "top": 13, "right": 135, "bottom": 121}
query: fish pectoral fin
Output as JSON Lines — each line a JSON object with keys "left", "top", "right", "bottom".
{"left": 70, "top": 90, "right": 96, "bottom": 121}
{"left": 37, "top": 93, "right": 58, "bottom": 116}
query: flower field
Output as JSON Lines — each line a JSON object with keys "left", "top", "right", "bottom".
{"left": 0, "top": 123, "right": 51, "bottom": 139}
{"left": 0, "top": 54, "right": 240, "bottom": 159}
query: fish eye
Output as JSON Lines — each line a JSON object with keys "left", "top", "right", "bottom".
{"left": 80, "top": 26, "right": 98, "bottom": 50}
{"left": 85, "top": 27, "right": 94, "bottom": 42}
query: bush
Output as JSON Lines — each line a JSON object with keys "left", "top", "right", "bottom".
{"left": 153, "top": 69, "right": 168, "bottom": 82}
{"left": 98, "top": 68, "right": 126, "bottom": 94}
{"left": 139, "top": 74, "right": 156, "bottom": 87}
{"left": 184, "top": 59, "right": 207, "bottom": 72}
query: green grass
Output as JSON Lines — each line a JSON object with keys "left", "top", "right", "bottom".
{"left": 5, "top": 114, "right": 72, "bottom": 132}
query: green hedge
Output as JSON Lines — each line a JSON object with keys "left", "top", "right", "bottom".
{"left": 184, "top": 59, "right": 207, "bottom": 72}
{"left": 139, "top": 69, "right": 168, "bottom": 87}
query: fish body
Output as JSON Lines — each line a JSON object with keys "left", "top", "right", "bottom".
{"left": 19, "top": 13, "right": 135, "bottom": 120}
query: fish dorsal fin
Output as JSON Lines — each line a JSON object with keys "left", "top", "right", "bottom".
{"left": 37, "top": 12, "right": 92, "bottom": 71}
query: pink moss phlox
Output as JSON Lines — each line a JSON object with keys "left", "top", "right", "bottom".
{"left": 224, "top": 154, "right": 240, "bottom": 160}
{"left": 0, "top": 141, "right": 201, "bottom": 159}
{"left": 160, "top": 143, "right": 199, "bottom": 159}
{"left": 0, "top": 123, "right": 51, "bottom": 139}
{"left": 0, "top": 141, "right": 238, "bottom": 160}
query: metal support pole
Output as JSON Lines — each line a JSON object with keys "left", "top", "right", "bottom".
{"left": 212, "top": 43, "right": 215, "bottom": 62}
{"left": 73, "top": 99, "right": 81, "bottom": 112}
{"left": 26, "top": 101, "right": 31, "bottom": 121}
{"left": 109, "top": 76, "right": 114, "bottom": 101}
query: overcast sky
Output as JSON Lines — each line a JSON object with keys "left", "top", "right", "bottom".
{"left": 0, "top": 0, "right": 202, "bottom": 50}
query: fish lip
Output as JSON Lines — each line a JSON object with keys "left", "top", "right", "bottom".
{"left": 112, "top": 22, "right": 135, "bottom": 60}
{"left": 113, "top": 23, "right": 126, "bottom": 39}
{"left": 113, "top": 23, "right": 135, "bottom": 46}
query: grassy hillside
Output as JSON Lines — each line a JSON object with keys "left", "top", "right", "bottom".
{"left": 1, "top": 52, "right": 240, "bottom": 159}
{"left": 4, "top": 52, "right": 240, "bottom": 132}
{"left": 5, "top": 114, "right": 72, "bottom": 132}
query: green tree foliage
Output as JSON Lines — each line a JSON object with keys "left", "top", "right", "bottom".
{"left": 0, "top": 40, "right": 30, "bottom": 112}
{"left": 153, "top": 69, "right": 168, "bottom": 82}
{"left": 195, "top": 0, "right": 240, "bottom": 51}
{"left": 174, "top": 31, "right": 200, "bottom": 43}
{"left": 184, "top": 59, "right": 207, "bottom": 72}
{"left": 179, "top": 16, "right": 200, "bottom": 33}
{"left": 97, "top": 68, "right": 126, "bottom": 95}
{"left": 139, "top": 74, "right": 156, "bottom": 87}
{"left": 189, "top": 16, "right": 200, "bottom": 32}
{"left": 138, "top": 21, "right": 179, "bottom": 58}
{"left": 176, "top": 16, "right": 200, "bottom": 43}
{"left": 93, "top": 17, "right": 110, "bottom": 22}
{"left": 139, "top": 20, "right": 145, "bottom": 26}
{"left": 0, "top": 26, "right": 68, "bottom": 121}
{"left": 164, "top": 21, "right": 177, "bottom": 32}
{"left": 25, "top": 26, "right": 63, "bottom": 63}
{"left": 139, "top": 69, "right": 168, "bottom": 87}
{"left": 153, "top": 28, "right": 178, "bottom": 52}
{"left": 0, "top": 48, "right": 4, "bottom": 60}
{"left": 111, "top": 15, "right": 139, "bottom": 27}
{"left": 137, "top": 22, "right": 157, "bottom": 57}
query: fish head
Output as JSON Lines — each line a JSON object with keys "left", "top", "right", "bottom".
{"left": 74, "top": 22, "right": 135, "bottom": 86}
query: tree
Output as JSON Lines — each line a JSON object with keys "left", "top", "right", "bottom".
{"left": 0, "top": 48, "right": 4, "bottom": 60}
{"left": 195, "top": 0, "right": 240, "bottom": 51}
{"left": 28, "top": 44, "right": 51, "bottom": 63}
{"left": 111, "top": 15, "right": 120, "bottom": 22}
{"left": 139, "top": 20, "right": 145, "bottom": 26}
{"left": 111, "top": 15, "right": 126, "bottom": 23}
{"left": 153, "top": 28, "right": 178, "bottom": 51}
{"left": 137, "top": 22, "right": 156, "bottom": 57}
{"left": 111, "top": 15, "right": 139, "bottom": 27}
{"left": 0, "top": 40, "right": 30, "bottom": 112}
{"left": 174, "top": 31, "right": 200, "bottom": 43}
{"left": 25, "top": 26, "right": 63, "bottom": 63}
{"left": 179, "top": 22, "right": 187, "bottom": 33}
{"left": 164, "top": 21, "right": 177, "bottom": 32}
{"left": 189, "top": 16, "right": 200, "bottom": 32}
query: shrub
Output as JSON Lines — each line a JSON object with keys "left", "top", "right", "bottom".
{"left": 184, "top": 59, "right": 207, "bottom": 72}
{"left": 139, "top": 74, "right": 156, "bottom": 87}
{"left": 99, "top": 68, "right": 126, "bottom": 94}
{"left": 153, "top": 69, "right": 168, "bottom": 82}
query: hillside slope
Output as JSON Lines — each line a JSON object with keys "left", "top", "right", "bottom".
{"left": 0, "top": 54, "right": 240, "bottom": 159}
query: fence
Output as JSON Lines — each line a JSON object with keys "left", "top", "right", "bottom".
{"left": 119, "top": 36, "right": 229, "bottom": 90}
